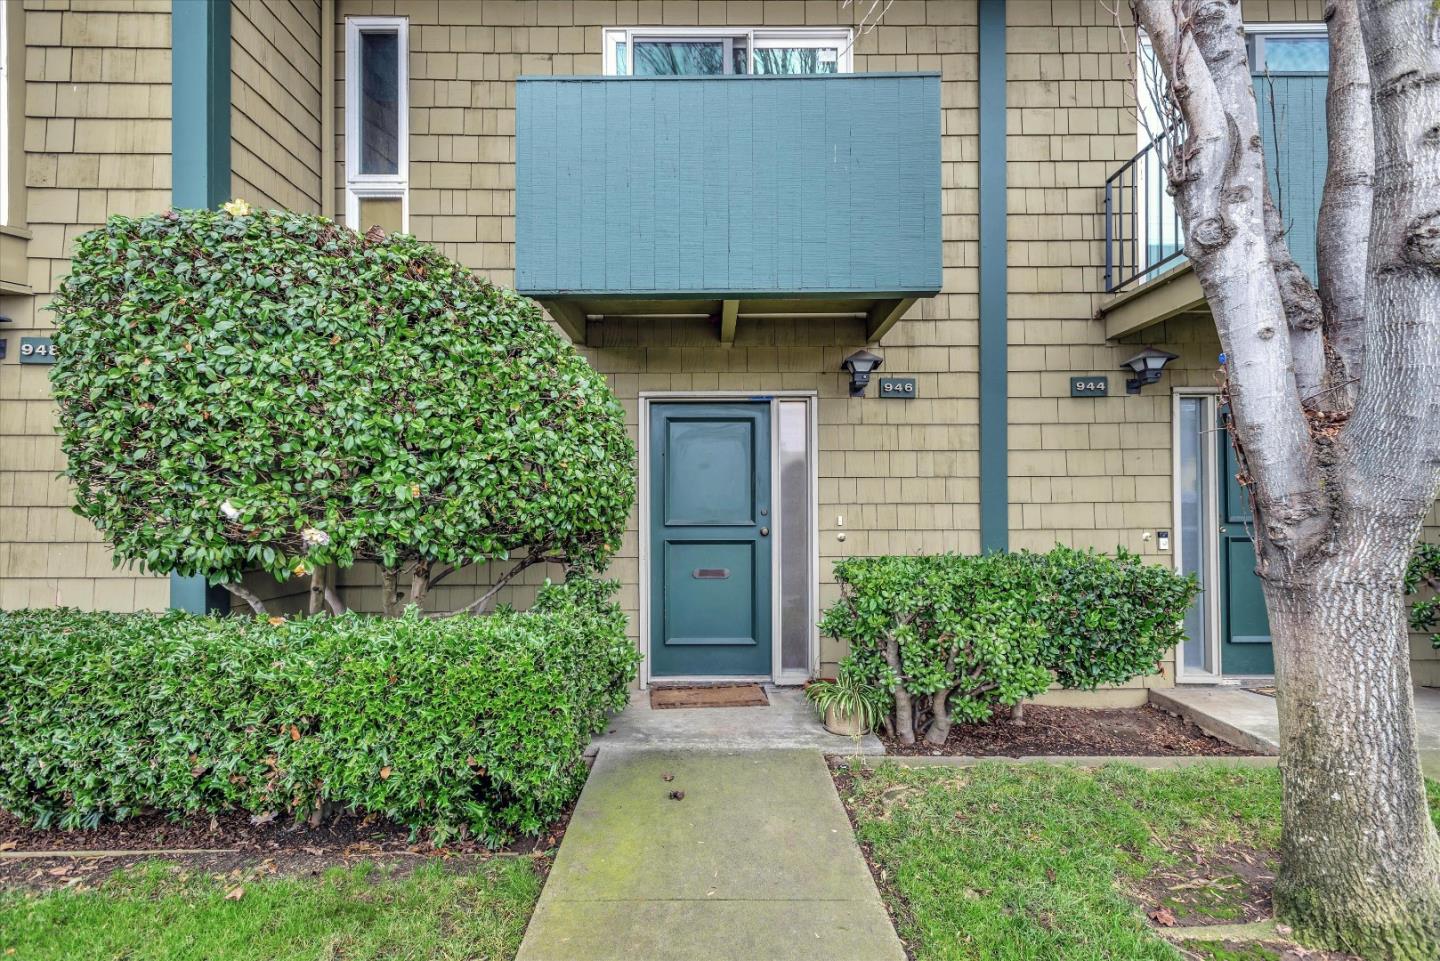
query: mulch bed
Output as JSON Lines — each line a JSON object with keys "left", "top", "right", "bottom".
{"left": 0, "top": 806, "right": 570, "bottom": 893}
{"left": 882, "top": 705, "right": 1253, "bottom": 757}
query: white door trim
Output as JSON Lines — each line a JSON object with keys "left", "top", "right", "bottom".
{"left": 637, "top": 390, "right": 819, "bottom": 689}
{"left": 1172, "top": 388, "right": 1224, "bottom": 683}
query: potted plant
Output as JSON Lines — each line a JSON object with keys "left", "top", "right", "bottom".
{"left": 806, "top": 664, "right": 888, "bottom": 737}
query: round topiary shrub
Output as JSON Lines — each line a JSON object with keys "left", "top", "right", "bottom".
{"left": 49, "top": 203, "right": 635, "bottom": 614}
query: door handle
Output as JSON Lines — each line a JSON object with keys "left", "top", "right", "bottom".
{"left": 1219, "top": 526, "right": 1228, "bottom": 533}
{"left": 759, "top": 527, "right": 769, "bottom": 537}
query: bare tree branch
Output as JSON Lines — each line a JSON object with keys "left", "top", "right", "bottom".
{"left": 1341, "top": 0, "right": 1440, "bottom": 518}
{"left": 1316, "top": 0, "right": 1372, "bottom": 401}
{"left": 323, "top": 575, "right": 348, "bottom": 616}
{"left": 223, "top": 581, "right": 268, "bottom": 616}
{"left": 446, "top": 550, "right": 560, "bottom": 617}
{"left": 1136, "top": 0, "right": 1329, "bottom": 565}
{"left": 1264, "top": 190, "right": 1327, "bottom": 404}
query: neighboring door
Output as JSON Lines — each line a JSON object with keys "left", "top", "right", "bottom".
{"left": 649, "top": 403, "right": 772, "bottom": 677}
{"left": 1218, "top": 407, "right": 1275, "bottom": 675}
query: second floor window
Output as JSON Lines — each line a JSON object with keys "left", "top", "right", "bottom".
{"left": 602, "top": 28, "right": 853, "bottom": 76}
{"left": 345, "top": 16, "right": 408, "bottom": 234}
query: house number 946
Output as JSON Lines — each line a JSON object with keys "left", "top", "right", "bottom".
{"left": 878, "top": 377, "right": 917, "bottom": 398}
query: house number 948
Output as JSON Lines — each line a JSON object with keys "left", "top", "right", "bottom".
{"left": 18, "top": 338, "right": 58, "bottom": 364}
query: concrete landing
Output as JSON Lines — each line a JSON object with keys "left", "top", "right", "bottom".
{"left": 1151, "top": 685, "right": 1440, "bottom": 778}
{"left": 516, "top": 749, "right": 905, "bottom": 961}
{"left": 587, "top": 685, "right": 886, "bottom": 755}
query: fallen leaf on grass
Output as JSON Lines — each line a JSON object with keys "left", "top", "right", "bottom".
{"left": 668, "top": 790, "right": 685, "bottom": 801}
{"left": 662, "top": 773, "right": 675, "bottom": 782}
{"left": 225, "top": 885, "right": 245, "bottom": 901}
{"left": 380, "top": 766, "right": 392, "bottom": 780}
{"left": 1147, "top": 906, "right": 1178, "bottom": 927}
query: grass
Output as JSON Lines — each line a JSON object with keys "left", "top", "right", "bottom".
{"left": 0, "top": 857, "right": 543, "bottom": 961}
{"left": 839, "top": 762, "right": 1440, "bottom": 961}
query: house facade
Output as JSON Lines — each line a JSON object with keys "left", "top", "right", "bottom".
{"left": 2, "top": 0, "right": 1434, "bottom": 698}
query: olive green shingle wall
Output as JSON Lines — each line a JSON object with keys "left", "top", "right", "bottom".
{"left": 0, "top": 0, "right": 172, "bottom": 612}
{"left": 230, "top": 0, "right": 323, "bottom": 213}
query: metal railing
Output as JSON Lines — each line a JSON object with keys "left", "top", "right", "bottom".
{"left": 1104, "top": 124, "right": 1186, "bottom": 293}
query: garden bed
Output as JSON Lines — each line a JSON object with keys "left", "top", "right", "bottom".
{"left": 881, "top": 704, "right": 1253, "bottom": 757}
{"left": 0, "top": 806, "right": 570, "bottom": 893}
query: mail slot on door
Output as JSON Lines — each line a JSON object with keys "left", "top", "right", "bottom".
{"left": 692, "top": 568, "right": 731, "bottom": 580}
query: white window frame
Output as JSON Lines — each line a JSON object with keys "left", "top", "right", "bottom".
{"left": 1247, "top": 22, "right": 1329, "bottom": 75}
{"left": 603, "top": 27, "right": 853, "bottom": 77}
{"left": 345, "top": 16, "right": 409, "bottom": 233}
{"left": 1172, "top": 388, "right": 1224, "bottom": 684}
{"left": 0, "top": 0, "right": 10, "bottom": 227}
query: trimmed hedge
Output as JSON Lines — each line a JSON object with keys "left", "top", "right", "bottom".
{"left": 821, "top": 547, "right": 1198, "bottom": 745}
{"left": 47, "top": 204, "right": 634, "bottom": 592}
{"left": 0, "top": 580, "right": 638, "bottom": 841}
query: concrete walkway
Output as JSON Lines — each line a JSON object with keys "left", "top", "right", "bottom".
{"left": 1151, "top": 685, "right": 1440, "bottom": 777}
{"left": 516, "top": 749, "right": 905, "bottom": 961}
{"left": 587, "top": 686, "right": 886, "bottom": 755}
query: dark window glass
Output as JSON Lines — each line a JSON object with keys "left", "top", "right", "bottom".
{"left": 360, "top": 31, "right": 400, "bottom": 175}
{"left": 633, "top": 40, "right": 725, "bottom": 75}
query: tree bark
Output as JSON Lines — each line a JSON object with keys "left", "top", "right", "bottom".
{"left": 881, "top": 633, "right": 915, "bottom": 745}
{"left": 380, "top": 568, "right": 400, "bottom": 619}
{"left": 1316, "top": 0, "right": 1371, "bottom": 400}
{"left": 222, "top": 581, "right": 268, "bottom": 616}
{"left": 307, "top": 565, "right": 327, "bottom": 616}
{"left": 407, "top": 560, "right": 432, "bottom": 610}
{"left": 323, "top": 570, "right": 347, "bottom": 616}
{"left": 1130, "top": 1, "right": 1440, "bottom": 955}
{"left": 923, "top": 687, "right": 954, "bottom": 746}
{"left": 1268, "top": 550, "right": 1440, "bottom": 957}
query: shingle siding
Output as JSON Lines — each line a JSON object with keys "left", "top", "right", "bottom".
{"left": 5, "top": 0, "right": 1431, "bottom": 693}
{"left": 1, "top": 0, "right": 172, "bottom": 613}
{"left": 230, "top": 0, "right": 323, "bottom": 213}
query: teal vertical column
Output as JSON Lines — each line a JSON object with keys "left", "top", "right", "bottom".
{"left": 169, "top": 0, "right": 231, "bottom": 613}
{"left": 977, "top": 0, "right": 1009, "bottom": 553}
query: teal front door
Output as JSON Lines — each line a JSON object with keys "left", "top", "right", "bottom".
{"left": 649, "top": 403, "right": 773, "bottom": 677}
{"left": 1218, "top": 408, "right": 1275, "bottom": 675}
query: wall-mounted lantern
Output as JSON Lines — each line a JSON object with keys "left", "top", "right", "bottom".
{"left": 840, "top": 349, "right": 884, "bottom": 397}
{"left": 1121, "top": 347, "right": 1178, "bottom": 394}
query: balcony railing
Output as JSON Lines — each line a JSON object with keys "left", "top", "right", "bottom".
{"left": 1104, "top": 124, "right": 1186, "bottom": 294}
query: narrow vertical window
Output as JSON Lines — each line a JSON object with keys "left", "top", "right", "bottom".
{"left": 777, "top": 400, "right": 814, "bottom": 676}
{"left": 345, "top": 17, "right": 408, "bottom": 234}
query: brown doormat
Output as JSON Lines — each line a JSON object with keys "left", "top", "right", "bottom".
{"left": 650, "top": 684, "right": 770, "bottom": 710}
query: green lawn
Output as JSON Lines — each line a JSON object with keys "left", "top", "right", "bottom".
{"left": 0, "top": 857, "right": 542, "bottom": 961}
{"left": 839, "top": 762, "right": 1440, "bottom": 961}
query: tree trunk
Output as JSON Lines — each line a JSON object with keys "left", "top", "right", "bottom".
{"left": 408, "top": 560, "right": 431, "bottom": 610}
{"left": 381, "top": 568, "right": 400, "bottom": 618}
{"left": 1268, "top": 552, "right": 1440, "bottom": 958}
{"left": 307, "top": 565, "right": 327, "bottom": 616}
{"left": 891, "top": 685, "right": 915, "bottom": 746}
{"left": 878, "top": 632, "right": 916, "bottom": 745}
{"left": 923, "top": 687, "right": 953, "bottom": 746}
